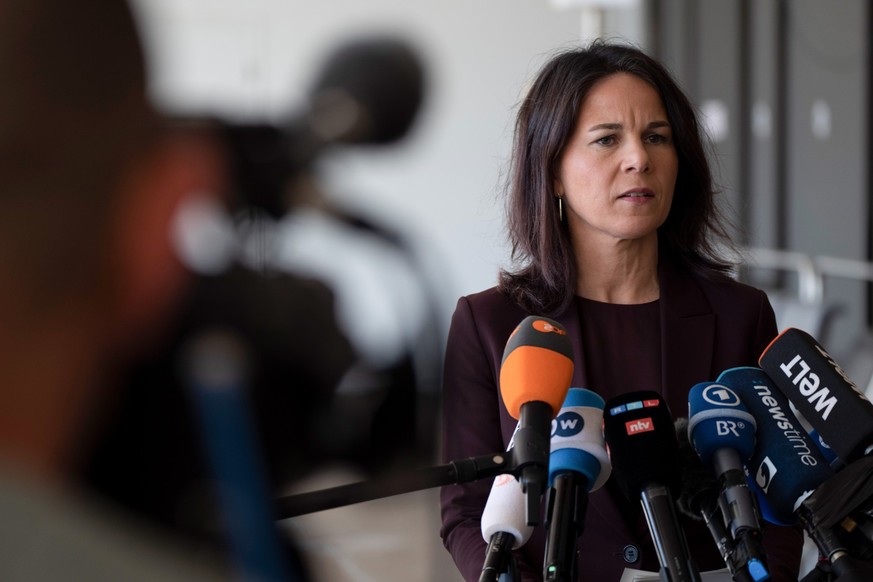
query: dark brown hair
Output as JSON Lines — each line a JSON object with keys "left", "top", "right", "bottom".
{"left": 498, "top": 40, "right": 733, "bottom": 316}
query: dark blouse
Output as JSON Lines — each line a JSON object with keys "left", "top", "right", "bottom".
{"left": 576, "top": 296, "right": 662, "bottom": 400}
{"left": 577, "top": 297, "right": 665, "bottom": 531}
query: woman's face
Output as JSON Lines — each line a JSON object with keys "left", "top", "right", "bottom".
{"left": 556, "top": 72, "right": 678, "bottom": 250}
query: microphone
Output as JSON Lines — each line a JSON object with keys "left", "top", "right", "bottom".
{"left": 717, "top": 367, "right": 873, "bottom": 580}
{"left": 759, "top": 327, "right": 873, "bottom": 465}
{"left": 543, "top": 388, "right": 611, "bottom": 582}
{"left": 219, "top": 36, "right": 426, "bottom": 217}
{"left": 479, "top": 424, "right": 532, "bottom": 582}
{"left": 716, "top": 367, "right": 832, "bottom": 524}
{"left": 603, "top": 391, "right": 701, "bottom": 582}
{"left": 675, "top": 418, "right": 739, "bottom": 577}
{"left": 479, "top": 473, "right": 528, "bottom": 582}
{"left": 498, "top": 315, "right": 573, "bottom": 526}
{"left": 300, "top": 36, "right": 424, "bottom": 149}
{"left": 688, "top": 383, "right": 770, "bottom": 582}
{"left": 687, "top": 382, "right": 769, "bottom": 582}
{"left": 786, "top": 399, "right": 841, "bottom": 467}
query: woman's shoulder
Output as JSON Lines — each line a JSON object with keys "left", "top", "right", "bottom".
{"left": 691, "top": 270, "right": 770, "bottom": 305}
{"left": 664, "top": 257, "right": 767, "bottom": 303}
{"left": 461, "top": 286, "right": 510, "bottom": 307}
{"left": 452, "top": 286, "right": 529, "bottom": 331}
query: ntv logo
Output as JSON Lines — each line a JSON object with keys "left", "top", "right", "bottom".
{"left": 551, "top": 411, "right": 584, "bottom": 438}
{"left": 625, "top": 417, "right": 654, "bottom": 435}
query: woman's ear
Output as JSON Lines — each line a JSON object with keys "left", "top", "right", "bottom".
{"left": 107, "top": 128, "right": 227, "bottom": 352}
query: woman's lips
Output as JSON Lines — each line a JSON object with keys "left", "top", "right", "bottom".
{"left": 619, "top": 189, "right": 655, "bottom": 200}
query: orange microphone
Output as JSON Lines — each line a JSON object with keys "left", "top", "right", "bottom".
{"left": 499, "top": 315, "right": 573, "bottom": 525}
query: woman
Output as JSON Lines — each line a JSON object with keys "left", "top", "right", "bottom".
{"left": 439, "top": 41, "right": 802, "bottom": 581}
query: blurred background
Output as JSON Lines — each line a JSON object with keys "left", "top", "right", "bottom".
{"left": 116, "top": 0, "right": 873, "bottom": 580}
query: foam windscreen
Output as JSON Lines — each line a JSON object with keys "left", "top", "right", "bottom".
{"left": 603, "top": 391, "right": 679, "bottom": 501}
{"left": 499, "top": 316, "right": 573, "bottom": 419}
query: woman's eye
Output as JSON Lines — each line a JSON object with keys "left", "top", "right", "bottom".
{"left": 646, "top": 133, "right": 670, "bottom": 144}
{"left": 595, "top": 135, "right": 615, "bottom": 146}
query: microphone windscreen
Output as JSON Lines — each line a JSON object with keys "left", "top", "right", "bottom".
{"left": 308, "top": 37, "right": 424, "bottom": 145}
{"left": 481, "top": 473, "right": 533, "bottom": 549}
{"left": 674, "top": 417, "right": 719, "bottom": 520}
{"left": 759, "top": 327, "right": 873, "bottom": 463}
{"left": 548, "top": 388, "right": 611, "bottom": 491}
{"left": 499, "top": 316, "right": 573, "bottom": 420}
{"left": 602, "top": 391, "right": 679, "bottom": 501}
{"left": 717, "top": 367, "right": 833, "bottom": 524}
{"left": 808, "top": 429, "right": 839, "bottom": 465}
{"left": 687, "top": 382, "right": 757, "bottom": 464}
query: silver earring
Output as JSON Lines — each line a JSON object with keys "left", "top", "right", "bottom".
{"left": 558, "top": 197, "right": 563, "bottom": 222}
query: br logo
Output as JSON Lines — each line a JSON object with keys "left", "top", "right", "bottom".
{"left": 551, "top": 410, "right": 584, "bottom": 437}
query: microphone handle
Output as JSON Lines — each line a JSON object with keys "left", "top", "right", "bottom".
{"left": 480, "top": 531, "right": 514, "bottom": 582}
{"left": 544, "top": 472, "right": 588, "bottom": 582}
{"left": 733, "top": 528, "right": 770, "bottom": 582}
{"left": 640, "top": 483, "right": 702, "bottom": 582}
{"left": 697, "top": 499, "right": 761, "bottom": 582}
{"left": 516, "top": 400, "right": 554, "bottom": 526}
{"left": 713, "top": 448, "right": 762, "bottom": 536}
{"left": 795, "top": 505, "right": 873, "bottom": 582}
{"left": 697, "top": 498, "right": 737, "bottom": 575}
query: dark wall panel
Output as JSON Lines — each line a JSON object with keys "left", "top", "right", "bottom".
{"left": 785, "top": 0, "right": 867, "bottom": 353}
{"left": 654, "top": 0, "right": 870, "bottom": 355}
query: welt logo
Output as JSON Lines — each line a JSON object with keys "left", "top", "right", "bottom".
{"left": 625, "top": 417, "right": 654, "bottom": 435}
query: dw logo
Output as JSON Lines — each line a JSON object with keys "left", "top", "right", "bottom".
{"left": 551, "top": 411, "right": 584, "bottom": 438}
{"left": 756, "top": 456, "right": 778, "bottom": 493}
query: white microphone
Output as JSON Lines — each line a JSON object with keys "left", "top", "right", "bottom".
{"left": 480, "top": 424, "right": 532, "bottom": 582}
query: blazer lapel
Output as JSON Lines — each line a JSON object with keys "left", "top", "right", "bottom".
{"left": 554, "top": 301, "right": 588, "bottom": 391}
{"left": 658, "top": 258, "right": 716, "bottom": 412}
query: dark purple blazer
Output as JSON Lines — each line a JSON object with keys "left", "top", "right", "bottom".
{"left": 439, "top": 258, "right": 803, "bottom": 582}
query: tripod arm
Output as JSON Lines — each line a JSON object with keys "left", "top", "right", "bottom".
{"left": 276, "top": 451, "right": 512, "bottom": 519}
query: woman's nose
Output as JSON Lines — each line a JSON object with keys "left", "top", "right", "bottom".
{"left": 621, "top": 140, "right": 652, "bottom": 173}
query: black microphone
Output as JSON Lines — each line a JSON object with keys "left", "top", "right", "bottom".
{"left": 219, "top": 36, "right": 426, "bottom": 217}
{"left": 759, "top": 328, "right": 873, "bottom": 465}
{"left": 300, "top": 36, "right": 424, "bottom": 148}
{"left": 687, "top": 382, "right": 769, "bottom": 581}
{"left": 498, "top": 315, "right": 573, "bottom": 527}
{"left": 603, "top": 391, "right": 701, "bottom": 582}
{"left": 543, "top": 388, "right": 611, "bottom": 582}
{"left": 716, "top": 368, "right": 873, "bottom": 580}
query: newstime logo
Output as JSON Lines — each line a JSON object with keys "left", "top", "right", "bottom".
{"left": 625, "top": 418, "right": 654, "bottom": 435}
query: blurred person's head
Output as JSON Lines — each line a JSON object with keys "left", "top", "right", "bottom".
{"left": 499, "top": 40, "right": 733, "bottom": 316}
{"left": 0, "top": 0, "right": 223, "bottom": 480}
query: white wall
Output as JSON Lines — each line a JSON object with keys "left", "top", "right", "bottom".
{"left": 131, "top": 0, "right": 644, "bottom": 361}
